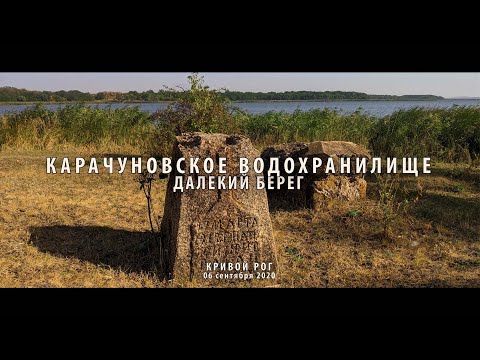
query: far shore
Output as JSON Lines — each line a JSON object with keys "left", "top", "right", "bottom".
{"left": 2, "top": 99, "right": 476, "bottom": 106}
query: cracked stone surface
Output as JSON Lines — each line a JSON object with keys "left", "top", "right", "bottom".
{"left": 261, "top": 140, "right": 371, "bottom": 210}
{"left": 160, "top": 132, "right": 277, "bottom": 282}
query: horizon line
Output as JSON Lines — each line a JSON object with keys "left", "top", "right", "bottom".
{"left": 0, "top": 85, "right": 457, "bottom": 98}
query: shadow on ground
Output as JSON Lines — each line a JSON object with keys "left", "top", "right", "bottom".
{"left": 413, "top": 192, "right": 480, "bottom": 240}
{"left": 432, "top": 166, "right": 480, "bottom": 190}
{"left": 29, "top": 225, "right": 161, "bottom": 274}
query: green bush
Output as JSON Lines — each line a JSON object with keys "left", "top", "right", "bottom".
{"left": 149, "top": 74, "right": 243, "bottom": 157}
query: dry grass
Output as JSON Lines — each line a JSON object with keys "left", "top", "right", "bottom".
{"left": 1, "top": 151, "right": 479, "bottom": 287}
{"left": 0, "top": 150, "right": 165, "bottom": 287}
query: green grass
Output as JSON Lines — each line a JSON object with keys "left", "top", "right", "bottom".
{"left": 0, "top": 104, "right": 155, "bottom": 153}
{"left": 243, "top": 108, "right": 375, "bottom": 148}
{"left": 242, "top": 105, "right": 480, "bottom": 162}
{"left": 371, "top": 106, "right": 480, "bottom": 161}
{"left": 1, "top": 104, "right": 480, "bottom": 162}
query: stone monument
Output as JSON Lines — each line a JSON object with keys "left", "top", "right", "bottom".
{"left": 261, "top": 140, "right": 371, "bottom": 210}
{"left": 160, "top": 132, "right": 277, "bottom": 282}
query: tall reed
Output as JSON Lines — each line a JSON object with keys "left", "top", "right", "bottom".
{"left": 0, "top": 104, "right": 155, "bottom": 153}
{"left": 1, "top": 104, "right": 480, "bottom": 162}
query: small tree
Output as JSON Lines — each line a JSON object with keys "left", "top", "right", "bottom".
{"left": 136, "top": 170, "right": 159, "bottom": 234}
{"left": 149, "top": 73, "right": 242, "bottom": 157}
{"left": 375, "top": 173, "right": 410, "bottom": 239}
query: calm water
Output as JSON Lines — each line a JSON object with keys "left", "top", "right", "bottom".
{"left": 0, "top": 99, "right": 479, "bottom": 117}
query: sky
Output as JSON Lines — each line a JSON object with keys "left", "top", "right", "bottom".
{"left": 0, "top": 73, "right": 479, "bottom": 98}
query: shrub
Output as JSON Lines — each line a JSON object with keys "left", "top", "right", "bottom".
{"left": 149, "top": 74, "right": 243, "bottom": 157}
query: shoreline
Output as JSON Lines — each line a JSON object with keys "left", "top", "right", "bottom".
{"left": 1, "top": 99, "right": 476, "bottom": 106}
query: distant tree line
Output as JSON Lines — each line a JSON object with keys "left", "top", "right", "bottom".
{"left": 0, "top": 86, "right": 444, "bottom": 103}
{"left": 222, "top": 90, "right": 443, "bottom": 101}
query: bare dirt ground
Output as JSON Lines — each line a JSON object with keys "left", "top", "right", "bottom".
{"left": 1, "top": 150, "right": 479, "bottom": 287}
